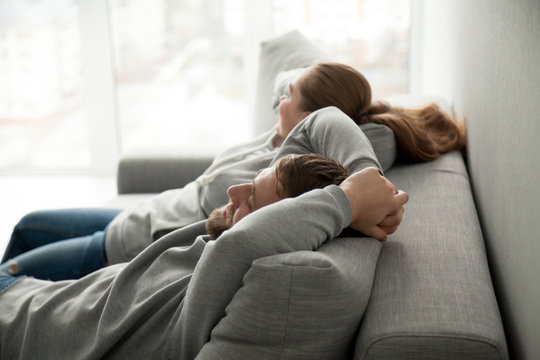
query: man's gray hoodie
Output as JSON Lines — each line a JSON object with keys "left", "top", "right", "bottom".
{"left": 0, "top": 107, "right": 383, "bottom": 359}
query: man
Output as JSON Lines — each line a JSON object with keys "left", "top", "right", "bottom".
{"left": 0, "top": 153, "right": 407, "bottom": 360}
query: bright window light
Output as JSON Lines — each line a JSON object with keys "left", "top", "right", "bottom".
{"left": 109, "top": 0, "right": 248, "bottom": 155}
{"left": 0, "top": 0, "right": 91, "bottom": 171}
{"left": 0, "top": 0, "right": 410, "bottom": 172}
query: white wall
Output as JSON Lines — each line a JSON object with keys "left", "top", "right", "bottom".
{"left": 414, "top": 1, "right": 540, "bottom": 359}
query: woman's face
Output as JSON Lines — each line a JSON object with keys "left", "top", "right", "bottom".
{"left": 276, "top": 73, "right": 311, "bottom": 138}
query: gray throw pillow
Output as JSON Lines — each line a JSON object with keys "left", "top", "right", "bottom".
{"left": 253, "top": 30, "right": 329, "bottom": 135}
{"left": 271, "top": 67, "right": 306, "bottom": 112}
{"left": 359, "top": 123, "right": 396, "bottom": 173}
{"left": 196, "top": 237, "right": 382, "bottom": 360}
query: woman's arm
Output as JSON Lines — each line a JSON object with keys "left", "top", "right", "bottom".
{"left": 175, "top": 185, "right": 351, "bottom": 359}
{"left": 275, "top": 106, "right": 382, "bottom": 174}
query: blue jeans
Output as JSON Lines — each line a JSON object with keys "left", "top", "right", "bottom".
{"left": 0, "top": 270, "right": 20, "bottom": 291}
{"left": 0, "top": 208, "right": 122, "bottom": 281}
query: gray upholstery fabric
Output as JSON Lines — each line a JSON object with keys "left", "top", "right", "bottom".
{"left": 354, "top": 151, "right": 508, "bottom": 360}
{"left": 196, "top": 237, "right": 382, "bottom": 360}
{"left": 357, "top": 123, "right": 396, "bottom": 173}
{"left": 418, "top": 2, "right": 540, "bottom": 357}
{"left": 117, "top": 150, "right": 213, "bottom": 194}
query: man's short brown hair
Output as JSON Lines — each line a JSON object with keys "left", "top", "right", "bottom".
{"left": 274, "top": 153, "right": 349, "bottom": 198}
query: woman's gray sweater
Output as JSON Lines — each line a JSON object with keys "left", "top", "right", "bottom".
{"left": 104, "top": 106, "right": 381, "bottom": 264}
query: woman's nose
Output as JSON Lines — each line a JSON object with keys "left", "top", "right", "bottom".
{"left": 227, "top": 183, "right": 251, "bottom": 208}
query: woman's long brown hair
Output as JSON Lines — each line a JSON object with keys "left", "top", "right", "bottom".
{"left": 297, "top": 62, "right": 466, "bottom": 162}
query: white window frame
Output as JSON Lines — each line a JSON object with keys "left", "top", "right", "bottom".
{"left": 78, "top": 0, "right": 120, "bottom": 174}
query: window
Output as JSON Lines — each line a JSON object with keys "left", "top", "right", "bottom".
{"left": 0, "top": 0, "right": 410, "bottom": 173}
{"left": 272, "top": 0, "right": 410, "bottom": 97}
{"left": 109, "top": 0, "right": 249, "bottom": 155}
{"left": 0, "top": 0, "right": 90, "bottom": 171}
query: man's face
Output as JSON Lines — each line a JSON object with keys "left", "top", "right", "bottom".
{"left": 206, "top": 167, "right": 282, "bottom": 239}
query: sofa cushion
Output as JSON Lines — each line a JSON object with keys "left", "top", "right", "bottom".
{"left": 196, "top": 237, "right": 382, "bottom": 360}
{"left": 271, "top": 67, "right": 305, "bottom": 112}
{"left": 353, "top": 151, "right": 508, "bottom": 359}
{"left": 358, "top": 123, "right": 396, "bottom": 173}
{"left": 254, "top": 30, "right": 330, "bottom": 135}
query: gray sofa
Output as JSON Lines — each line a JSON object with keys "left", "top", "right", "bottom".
{"left": 108, "top": 147, "right": 508, "bottom": 359}
{"left": 109, "top": 148, "right": 509, "bottom": 359}
{"left": 106, "top": 31, "right": 509, "bottom": 359}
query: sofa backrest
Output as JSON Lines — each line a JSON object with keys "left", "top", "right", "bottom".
{"left": 416, "top": 1, "right": 540, "bottom": 359}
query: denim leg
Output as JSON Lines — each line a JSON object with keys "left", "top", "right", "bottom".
{"left": 0, "top": 230, "right": 108, "bottom": 281}
{"left": 0, "top": 270, "right": 20, "bottom": 291}
{"left": 2, "top": 208, "right": 122, "bottom": 263}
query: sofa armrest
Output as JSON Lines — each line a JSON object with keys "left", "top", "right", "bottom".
{"left": 117, "top": 148, "right": 214, "bottom": 194}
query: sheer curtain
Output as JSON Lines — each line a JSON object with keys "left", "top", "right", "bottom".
{"left": 0, "top": 0, "right": 410, "bottom": 173}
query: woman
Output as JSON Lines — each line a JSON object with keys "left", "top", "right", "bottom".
{"left": 0, "top": 62, "right": 465, "bottom": 281}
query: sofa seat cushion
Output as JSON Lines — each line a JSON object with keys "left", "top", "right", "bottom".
{"left": 354, "top": 151, "right": 508, "bottom": 359}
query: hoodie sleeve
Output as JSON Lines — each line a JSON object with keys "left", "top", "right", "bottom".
{"left": 174, "top": 185, "right": 352, "bottom": 359}
{"left": 273, "top": 106, "right": 383, "bottom": 174}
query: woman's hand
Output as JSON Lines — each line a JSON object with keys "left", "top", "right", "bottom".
{"left": 338, "top": 167, "right": 409, "bottom": 241}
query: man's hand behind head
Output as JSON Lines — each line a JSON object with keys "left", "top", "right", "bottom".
{"left": 339, "top": 167, "right": 409, "bottom": 242}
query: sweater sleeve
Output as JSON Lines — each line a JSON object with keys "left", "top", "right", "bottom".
{"left": 175, "top": 185, "right": 351, "bottom": 359}
{"left": 274, "top": 106, "right": 383, "bottom": 174}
